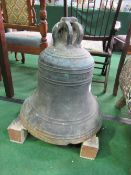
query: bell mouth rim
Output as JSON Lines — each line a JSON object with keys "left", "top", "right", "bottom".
{"left": 20, "top": 114, "right": 102, "bottom": 146}
{"left": 20, "top": 95, "right": 102, "bottom": 146}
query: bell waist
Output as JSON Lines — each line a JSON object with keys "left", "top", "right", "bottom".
{"left": 38, "top": 62, "right": 93, "bottom": 86}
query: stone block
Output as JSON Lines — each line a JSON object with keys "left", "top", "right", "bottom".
{"left": 7, "top": 117, "right": 28, "bottom": 144}
{"left": 80, "top": 136, "right": 99, "bottom": 160}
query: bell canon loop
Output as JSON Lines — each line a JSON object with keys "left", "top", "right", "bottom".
{"left": 19, "top": 17, "right": 102, "bottom": 145}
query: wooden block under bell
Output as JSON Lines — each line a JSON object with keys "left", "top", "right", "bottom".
{"left": 7, "top": 117, "right": 28, "bottom": 144}
{"left": 80, "top": 136, "right": 99, "bottom": 160}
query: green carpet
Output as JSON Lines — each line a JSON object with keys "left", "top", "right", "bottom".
{"left": 0, "top": 52, "right": 131, "bottom": 175}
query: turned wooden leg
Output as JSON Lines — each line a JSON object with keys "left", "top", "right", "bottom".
{"left": 15, "top": 52, "right": 19, "bottom": 61}
{"left": 0, "top": 9, "right": 14, "bottom": 97}
{"left": 15, "top": 52, "right": 25, "bottom": 64}
{"left": 21, "top": 53, "right": 25, "bottom": 64}
{"left": 0, "top": 67, "right": 2, "bottom": 81}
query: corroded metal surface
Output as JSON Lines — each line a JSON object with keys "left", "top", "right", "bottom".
{"left": 20, "top": 17, "right": 102, "bottom": 145}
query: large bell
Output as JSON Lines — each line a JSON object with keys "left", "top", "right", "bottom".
{"left": 20, "top": 17, "right": 102, "bottom": 145}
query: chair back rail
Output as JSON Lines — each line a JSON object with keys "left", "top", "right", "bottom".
{"left": 2, "top": 0, "right": 38, "bottom": 29}
{"left": 27, "top": 0, "right": 36, "bottom": 26}
{"left": 64, "top": 0, "right": 123, "bottom": 92}
{"left": 1, "top": 0, "right": 48, "bottom": 50}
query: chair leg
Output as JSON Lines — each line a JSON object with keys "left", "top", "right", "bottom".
{"left": 103, "top": 57, "right": 111, "bottom": 93}
{"left": 15, "top": 52, "right": 25, "bottom": 63}
{"left": 101, "top": 56, "right": 110, "bottom": 76}
{"left": 21, "top": 53, "right": 25, "bottom": 64}
{"left": 0, "top": 67, "right": 2, "bottom": 81}
{"left": 15, "top": 52, "right": 19, "bottom": 61}
{"left": 103, "top": 65, "right": 109, "bottom": 93}
{"left": 115, "top": 96, "right": 126, "bottom": 109}
{"left": 0, "top": 10, "right": 14, "bottom": 98}
{"left": 113, "top": 51, "right": 126, "bottom": 96}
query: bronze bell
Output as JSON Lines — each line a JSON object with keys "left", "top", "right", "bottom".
{"left": 20, "top": 17, "right": 102, "bottom": 145}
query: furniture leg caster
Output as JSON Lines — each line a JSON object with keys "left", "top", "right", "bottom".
{"left": 80, "top": 136, "right": 99, "bottom": 160}
{"left": 7, "top": 117, "right": 28, "bottom": 144}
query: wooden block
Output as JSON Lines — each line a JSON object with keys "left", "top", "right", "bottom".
{"left": 7, "top": 117, "right": 28, "bottom": 144}
{"left": 80, "top": 136, "right": 99, "bottom": 160}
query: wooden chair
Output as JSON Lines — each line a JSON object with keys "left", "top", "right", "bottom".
{"left": 115, "top": 57, "right": 131, "bottom": 114}
{"left": 64, "top": 0, "right": 122, "bottom": 92}
{"left": 113, "top": 23, "right": 131, "bottom": 96}
{"left": 0, "top": 7, "right": 14, "bottom": 98}
{"left": 1, "top": 0, "right": 52, "bottom": 63}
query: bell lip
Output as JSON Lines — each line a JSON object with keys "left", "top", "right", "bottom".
{"left": 19, "top": 92, "right": 102, "bottom": 146}
{"left": 20, "top": 112, "right": 102, "bottom": 146}
{"left": 20, "top": 107, "right": 103, "bottom": 146}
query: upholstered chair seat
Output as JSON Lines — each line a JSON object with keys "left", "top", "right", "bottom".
{"left": 5, "top": 31, "right": 53, "bottom": 49}
{"left": 5, "top": 31, "right": 104, "bottom": 54}
{"left": 81, "top": 40, "right": 103, "bottom": 53}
